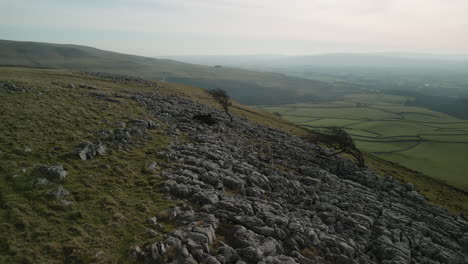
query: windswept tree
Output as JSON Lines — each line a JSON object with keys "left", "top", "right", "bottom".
{"left": 208, "top": 88, "right": 233, "bottom": 122}
{"left": 305, "top": 127, "right": 365, "bottom": 167}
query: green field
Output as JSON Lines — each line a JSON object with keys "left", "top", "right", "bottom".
{"left": 258, "top": 93, "right": 468, "bottom": 191}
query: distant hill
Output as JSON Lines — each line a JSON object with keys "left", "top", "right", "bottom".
{"left": 163, "top": 52, "right": 468, "bottom": 99}
{"left": 263, "top": 53, "right": 468, "bottom": 68}
{"left": 159, "top": 54, "right": 286, "bottom": 67}
{"left": 0, "top": 39, "right": 342, "bottom": 105}
{"left": 163, "top": 53, "right": 468, "bottom": 68}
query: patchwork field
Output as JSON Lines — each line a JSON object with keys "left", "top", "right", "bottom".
{"left": 258, "top": 93, "right": 468, "bottom": 191}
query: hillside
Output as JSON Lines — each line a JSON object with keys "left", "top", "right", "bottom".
{"left": 0, "top": 39, "right": 342, "bottom": 105}
{"left": 1, "top": 67, "right": 467, "bottom": 263}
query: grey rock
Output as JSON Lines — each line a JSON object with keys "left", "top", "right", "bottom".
{"left": 76, "top": 141, "right": 106, "bottom": 160}
{"left": 149, "top": 242, "right": 167, "bottom": 260}
{"left": 259, "top": 238, "right": 283, "bottom": 256}
{"left": 59, "top": 199, "right": 74, "bottom": 207}
{"left": 39, "top": 165, "right": 68, "bottom": 182}
{"left": 236, "top": 246, "right": 262, "bottom": 263}
{"left": 193, "top": 191, "right": 219, "bottom": 205}
{"left": 216, "top": 243, "right": 238, "bottom": 263}
{"left": 129, "top": 118, "right": 158, "bottom": 129}
{"left": 148, "top": 216, "right": 158, "bottom": 225}
{"left": 233, "top": 226, "right": 262, "bottom": 248}
{"left": 147, "top": 161, "right": 159, "bottom": 171}
{"left": 166, "top": 236, "right": 182, "bottom": 248}
{"left": 223, "top": 176, "right": 244, "bottom": 190}
{"left": 95, "top": 250, "right": 104, "bottom": 258}
{"left": 200, "top": 255, "right": 221, "bottom": 264}
{"left": 48, "top": 185, "right": 70, "bottom": 198}
{"left": 193, "top": 225, "right": 216, "bottom": 244}
{"left": 187, "top": 231, "right": 210, "bottom": 245}
{"left": 259, "top": 255, "right": 298, "bottom": 264}
{"left": 145, "top": 228, "right": 159, "bottom": 237}
{"left": 34, "top": 177, "right": 49, "bottom": 187}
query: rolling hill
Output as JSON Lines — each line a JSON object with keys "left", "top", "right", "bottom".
{"left": 0, "top": 39, "right": 344, "bottom": 105}
{"left": 1, "top": 67, "right": 467, "bottom": 263}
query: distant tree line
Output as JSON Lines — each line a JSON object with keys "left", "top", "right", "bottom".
{"left": 389, "top": 90, "right": 468, "bottom": 120}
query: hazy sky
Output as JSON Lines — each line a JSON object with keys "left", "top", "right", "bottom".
{"left": 1, "top": 0, "right": 467, "bottom": 56}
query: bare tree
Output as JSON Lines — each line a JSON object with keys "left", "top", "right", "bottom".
{"left": 208, "top": 89, "right": 233, "bottom": 122}
{"left": 305, "top": 127, "right": 365, "bottom": 167}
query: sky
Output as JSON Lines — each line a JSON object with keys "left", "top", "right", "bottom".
{"left": 1, "top": 0, "right": 467, "bottom": 56}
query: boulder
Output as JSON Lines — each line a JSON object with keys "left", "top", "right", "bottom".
{"left": 236, "top": 246, "right": 263, "bottom": 263}
{"left": 39, "top": 165, "right": 68, "bottom": 182}
{"left": 48, "top": 185, "right": 70, "bottom": 198}
{"left": 76, "top": 141, "right": 106, "bottom": 160}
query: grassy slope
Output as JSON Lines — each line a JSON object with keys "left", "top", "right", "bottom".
{"left": 380, "top": 143, "right": 468, "bottom": 190}
{"left": 0, "top": 67, "right": 183, "bottom": 263}
{"left": 365, "top": 154, "right": 468, "bottom": 214}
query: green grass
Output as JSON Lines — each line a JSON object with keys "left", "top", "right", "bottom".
{"left": 279, "top": 116, "right": 319, "bottom": 123}
{"left": 298, "top": 118, "right": 363, "bottom": 127}
{"left": 421, "top": 134, "right": 468, "bottom": 142}
{"left": 344, "top": 93, "right": 408, "bottom": 105}
{"left": 348, "top": 121, "right": 458, "bottom": 137}
{"left": 0, "top": 67, "right": 178, "bottom": 263}
{"left": 283, "top": 101, "right": 355, "bottom": 107}
{"left": 365, "top": 154, "right": 468, "bottom": 214}
{"left": 281, "top": 106, "right": 399, "bottom": 119}
{"left": 374, "top": 105, "right": 444, "bottom": 115}
{"left": 380, "top": 142, "right": 468, "bottom": 191}
{"left": 354, "top": 140, "right": 417, "bottom": 153}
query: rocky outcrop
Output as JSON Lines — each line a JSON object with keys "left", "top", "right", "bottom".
{"left": 85, "top": 72, "right": 160, "bottom": 87}
{"left": 76, "top": 118, "right": 159, "bottom": 158}
{"left": 76, "top": 141, "right": 107, "bottom": 160}
{"left": 127, "top": 90, "right": 468, "bottom": 263}
{"left": 34, "top": 165, "right": 73, "bottom": 206}
{"left": 38, "top": 164, "right": 68, "bottom": 182}
{"left": 0, "top": 81, "right": 27, "bottom": 93}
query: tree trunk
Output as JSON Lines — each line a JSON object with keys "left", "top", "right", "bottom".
{"left": 226, "top": 111, "right": 233, "bottom": 123}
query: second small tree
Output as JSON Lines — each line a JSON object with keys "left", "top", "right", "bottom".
{"left": 305, "top": 127, "right": 365, "bottom": 167}
{"left": 208, "top": 88, "right": 233, "bottom": 122}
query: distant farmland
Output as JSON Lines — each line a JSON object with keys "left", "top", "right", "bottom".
{"left": 258, "top": 93, "right": 468, "bottom": 191}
